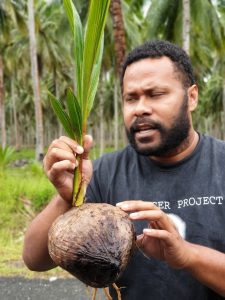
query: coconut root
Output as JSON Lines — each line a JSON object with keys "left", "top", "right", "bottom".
{"left": 113, "top": 283, "right": 122, "bottom": 300}
{"left": 91, "top": 288, "right": 97, "bottom": 300}
{"left": 90, "top": 284, "right": 121, "bottom": 300}
{"left": 103, "top": 287, "right": 113, "bottom": 300}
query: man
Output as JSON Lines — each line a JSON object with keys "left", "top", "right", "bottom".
{"left": 23, "top": 40, "right": 225, "bottom": 299}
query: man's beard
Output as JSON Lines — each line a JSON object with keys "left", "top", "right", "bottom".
{"left": 125, "top": 94, "right": 190, "bottom": 157}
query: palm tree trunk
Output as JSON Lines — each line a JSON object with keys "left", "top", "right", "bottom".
{"left": 182, "top": 0, "right": 190, "bottom": 55}
{"left": 110, "top": 0, "right": 126, "bottom": 76}
{"left": 0, "top": 55, "right": 6, "bottom": 148}
{"left": 28, "top": 0, "right": 44, "bottom": 161}
{"left": 110, "top": 0, "right": 126, "bottom": 150}
{"left": 11, "top": 76, "right": 20, "bottom": 150}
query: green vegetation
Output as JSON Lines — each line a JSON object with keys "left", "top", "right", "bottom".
{"left": 0, "top": 146, "right": 114, "bottom": 277}
{"left": 49, "top": 0, "right": 110, "bottom": 206}
{"left": 0, "top": 149, "right": 57, "bottom": 277}
{"left": 0, "top": 145, "right": 15, "bottom": 172}
{"left": 11, "top": 148, "right": 35, "bottom": 161}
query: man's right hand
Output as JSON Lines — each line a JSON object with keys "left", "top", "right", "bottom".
{"left": 43, "top": 135, "right": 93, "bottom": 203}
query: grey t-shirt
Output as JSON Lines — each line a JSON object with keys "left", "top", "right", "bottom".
{"left": 86, "top": 134, "right": 225, "bottom": 300}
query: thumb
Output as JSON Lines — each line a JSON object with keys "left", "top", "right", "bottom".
{"left": 82, "top": 135, "right": 93, "bottom": 159}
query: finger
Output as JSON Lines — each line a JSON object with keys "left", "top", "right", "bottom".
{"left": 82, "top": 135, "right": 93, "bottom": 160}
{"left": 129, "top": 210, "right": 177, "bottom": 233}
{"left": 44, "top": 137, "right": 83, "bottom": 171}
{"left": 116, "top": 200, "right": 159, "bottom": 212}
{"left": 48, "top": 137, "right": 84, "bottom": 155}
{"left": 44, "top": 148, "right": 78, "bottom": 172}
{"left": 44, "top": 147, "right": 78, "bottom": 173}
{"left": 135, "top": 234, "right": 152, "bottom": 255}
{"left": 150, "top": 221, "right": 159, "bottom": 229}
{"left": 116, "top": 201, "right": 177, "bottom": 233}
{"left": 47, "top": 160, "right": 75, "bottom": 184}
{"left": 143, "top": 228, "right": 177, "bottom": 247}
{"left": 58, "top": 136, "right": 84, "bottom": 154}
{"left": 135, "top": 234, "right": 144, "bottom": 248}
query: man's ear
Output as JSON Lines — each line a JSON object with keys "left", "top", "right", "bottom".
{"left": 188, "top": 84, "right": 198, "bottom": 112}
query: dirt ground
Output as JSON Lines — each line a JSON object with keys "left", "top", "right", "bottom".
{"left": 0, "top": 277, "right": 105, "bottom": 300}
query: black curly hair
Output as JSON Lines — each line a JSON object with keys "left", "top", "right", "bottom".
{"left": 121, "top": 40, "right": 196, "bottom": 89}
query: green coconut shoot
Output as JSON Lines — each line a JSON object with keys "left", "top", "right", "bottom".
{"left": 48, "top": 0, "right": 110, "bottom": 206}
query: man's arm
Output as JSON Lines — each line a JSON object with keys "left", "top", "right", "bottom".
{"left": 117, "top": 200, "right": 225, "bottom": 297}
{"left": 23, "top": 195, "right": 71, "bottom": 271}
{"left": 185, "top": 243, "right": 225, "bottom": 297}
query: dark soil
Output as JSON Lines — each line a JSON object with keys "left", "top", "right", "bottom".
{"left": 0, "top": 277, "right": 105, "bottom": 300}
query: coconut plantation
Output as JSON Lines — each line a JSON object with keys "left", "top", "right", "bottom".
{"left": 1, "top": 0, "right": 225, "bottom": 298}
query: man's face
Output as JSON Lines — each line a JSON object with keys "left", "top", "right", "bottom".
{"left": 122, "top": 57, "right": 192, "bottom": 157}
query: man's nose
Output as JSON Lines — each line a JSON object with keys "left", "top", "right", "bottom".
{"left": 134, "top": 96, "right": 153, "bottom": 116}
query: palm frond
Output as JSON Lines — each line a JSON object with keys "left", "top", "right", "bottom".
{"left": 48, "top": 92, "right": 75, "bottom": 139}
{"left": 66, "top": 88, "right": 82, "bottom": 142}
{"left": 63, "top": 0, "right": 83, "bottom": 104}
{"left": 49, "top": 0, "right": 110, "bottom": 206}
{"left": 145, "top": 0, "right": 175, "bottom": 39}
{"left": 86, "top": 36, "right": 104, "bottom": 118}
{"left": 82, "top": 0, "right": 110, "bottom": 120}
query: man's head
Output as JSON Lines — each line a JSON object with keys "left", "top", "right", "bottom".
{"left": 121, "top": 40, "right": 198, "bottom": 159}
{"left": 121, "top": 40, "right": 196, "bottom": 90}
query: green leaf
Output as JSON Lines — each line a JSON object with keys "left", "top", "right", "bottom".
{"left": 86, "top": 36, "right": 104, "bottom": 118}
{"left": 63, "top": 0, "right": 84, "bottom": 105}
{"left": 145, "top": 0, "right": 175, "bottom": 39}
{"left": 66, "top": 88, "right": 82, "bottom": 142}
{"left": 48, "top": 92, "right": 75, "bottom": 139}
{"left": 49, "top": 1, "right": 110, "bottom": 206}
{"left": 82, "top": 0, "right": 110, "bottom": 119}
{"left": 0, "top": 145, "right": 14, "bottom": 169}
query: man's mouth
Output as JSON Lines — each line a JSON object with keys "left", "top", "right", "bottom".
{"left": 134, "top": 123, "right": 156, "bottom": 132}
{"left": 136, "top": 129, "right": 154, "bottom": 135}
{"left": 134, "top": 124, "right": 158, "bottom": 138}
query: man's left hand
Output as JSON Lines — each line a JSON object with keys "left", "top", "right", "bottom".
{"left": 116, "top": 200, "right": 193, "bottom": 269}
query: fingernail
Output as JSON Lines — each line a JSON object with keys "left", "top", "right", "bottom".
{"left": 76, "top": 145, "right": 84, "bottom": 154}
{"left": 129, "top": 212, "right": 139, "bottom": 219}
{"left": 143, "top": 228, "right": 152, "bottom": 234}
{"left": 116, "top": 203, "right": 130, "bottom": 209}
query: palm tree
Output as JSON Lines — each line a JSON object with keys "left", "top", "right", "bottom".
{"left": 145, "top": 0, "right": 223, "bottom": 62}
{"left": 0, "top": 55, "right": 6, "bottom": 148}
{"left": 145, "top": 0, "right": 225, "bottom": 136}
{"left": 27, "top": 0, "right": 44, "bottom": 161}
{"left": 182, "top": 0, "right": 190, "bottom": 54}
{"left": 110, "top": 0, "right": 126, "bottom": 76}
{"left": 0, "top": 2, "right": 8, "bottom": 148}
{"left": 110, "top": 0, "right": 127, "bottom": 150}
{"left": 0, "top": 0, "right": 26, "bottom": 148}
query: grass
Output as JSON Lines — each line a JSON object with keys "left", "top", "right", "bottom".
{"left": 0, "top": 154, "right": 59, "bottom": 278}
{"left": 0, "top": 232, "right": 72, "bottom": 278}
{"left": 11, "top": 148, "right": 36, "bottom": 161}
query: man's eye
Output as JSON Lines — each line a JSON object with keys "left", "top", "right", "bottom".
{"left": 151, "top": 93, "right": 164, "bottom": 97}
{"left": 125, "top": 97, "right": 136, "bottom": 102}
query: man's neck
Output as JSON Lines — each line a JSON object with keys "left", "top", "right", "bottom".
{"left": 150, "top": 130, "right": 199, "bottom": 164}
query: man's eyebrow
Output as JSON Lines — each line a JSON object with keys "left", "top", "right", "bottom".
{"left": 123, "top": 91, "right": 138, "bottom": 98}
{"left": 123, "top": 85, "right": 170, "bottom": 97}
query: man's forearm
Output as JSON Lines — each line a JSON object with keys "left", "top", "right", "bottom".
{"left": 185, "top": 242, "right": 225, "bottom": 296}
{"left": 23, "top": 194, "right": 72, "bottom": 271}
